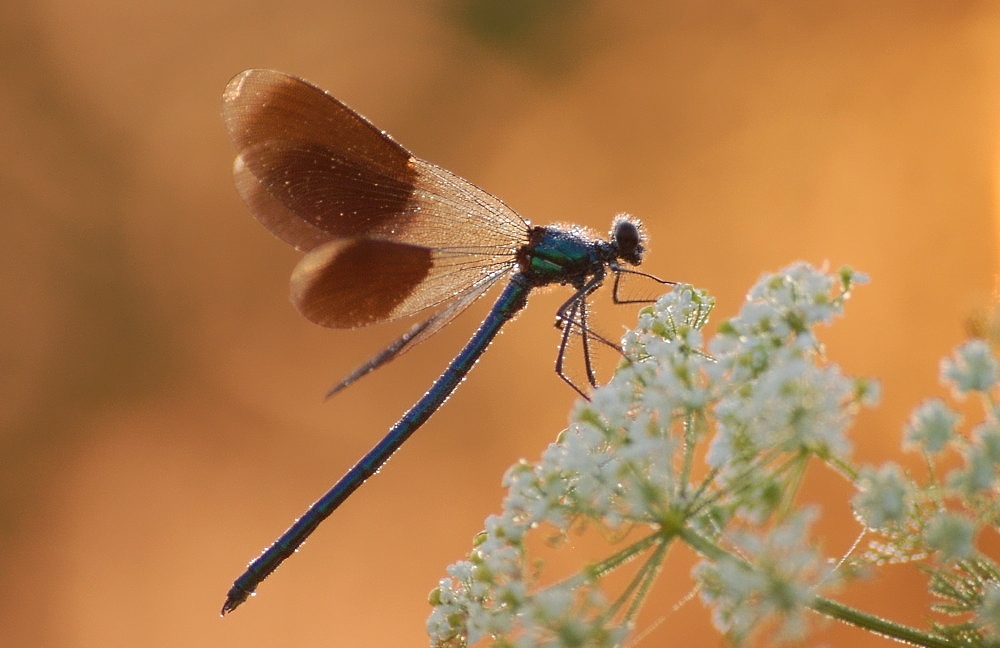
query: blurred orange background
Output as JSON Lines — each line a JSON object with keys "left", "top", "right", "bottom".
{"left": 2, "top": 1, "right": 999, "bottom": 646}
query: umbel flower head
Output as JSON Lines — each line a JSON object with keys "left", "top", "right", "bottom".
{"left": 427, "top": 263, "right": 874, "bottom": 647}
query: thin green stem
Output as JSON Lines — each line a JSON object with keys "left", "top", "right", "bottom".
{"left": 621, "top": 539, "right": 670, "bottom": 626}
{"left": 586, "top": 530, "right": 668, "bottom": 581}
{"left": 827, "top": 453, "right": 859, "bottom": 481}
{"left": 776, "top": 451, "right": 809, "bottom": 520}
{"left": 679, "top": 411, "right": 696, "bottom": 500}
{"left": 603, "top": 535, "right": 671, "bottom": 624}
{"left": 811, "top": 597, "right": 958, "bottom": 648}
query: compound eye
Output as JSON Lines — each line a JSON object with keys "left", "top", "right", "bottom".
{"left": 612, "top": 216, "right": 643, "bottom": 265}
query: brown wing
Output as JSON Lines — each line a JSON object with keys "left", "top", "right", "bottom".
{"left": 223, "top": 69, "right": 527, "bottom": 327}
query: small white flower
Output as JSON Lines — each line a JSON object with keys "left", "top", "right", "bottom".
{"left": 976, "top": 582, "right": 1000, "bottom": 640}
{"left": 904, "top": 399, "right": 959, "bottom": 454}
{"left": 974, "top": 422, "right": 1000, "bottom": 463}
{"left": 852, "top": 463, "right": 909, "bottom": 529}
{"left": 941, "top": 339, "right": 999, "bottom": 394}
{"left": 923, "top": 513, "right": 976, "bottom": 562}
{"left": 946, "top": 445, "right": 997, "bottom": 495}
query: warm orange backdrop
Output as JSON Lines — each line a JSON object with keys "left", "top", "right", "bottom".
{"left": 2, "top": 2, "right": 999, "bottom": 646}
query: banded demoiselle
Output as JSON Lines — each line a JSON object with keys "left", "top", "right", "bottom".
{"left": 220, "top": 69, "right": 669, "bottom": 614}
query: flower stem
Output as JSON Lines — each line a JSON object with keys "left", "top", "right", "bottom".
{"left": 811, "top": 596, "right": 957, "bottom": 648}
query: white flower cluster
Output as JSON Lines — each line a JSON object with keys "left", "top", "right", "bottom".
{"left": 852, "top": 340, "right": 1000, "bottom": 548}
{"left": 427, "top": 263, "right": 872, "bottom": 647}
{"left": 706, "top": 266, "right": 875, "bottom": 495}
{"left": 693, "top": 508, "right": 832, "bottom": 643}
{"left": 851, "top": 339, "right": 1000, "bottom": 642}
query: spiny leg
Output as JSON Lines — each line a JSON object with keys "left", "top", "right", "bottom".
{"left": 554, "top": 296, "right": 592, "bottom": 399}
{"left": 610, "top": 266, "right": 676, "bottom": 305}
{"left": 552, "top": 272, "right": 623, "bottom": 398}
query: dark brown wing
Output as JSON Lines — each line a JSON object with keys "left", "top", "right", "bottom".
{"left": 222, "top": 69, "right": 527, "bottom": 328}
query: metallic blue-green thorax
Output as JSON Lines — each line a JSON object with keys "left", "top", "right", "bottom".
{"left": 517, "top": 225, "right": 609, "bottom": 287}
